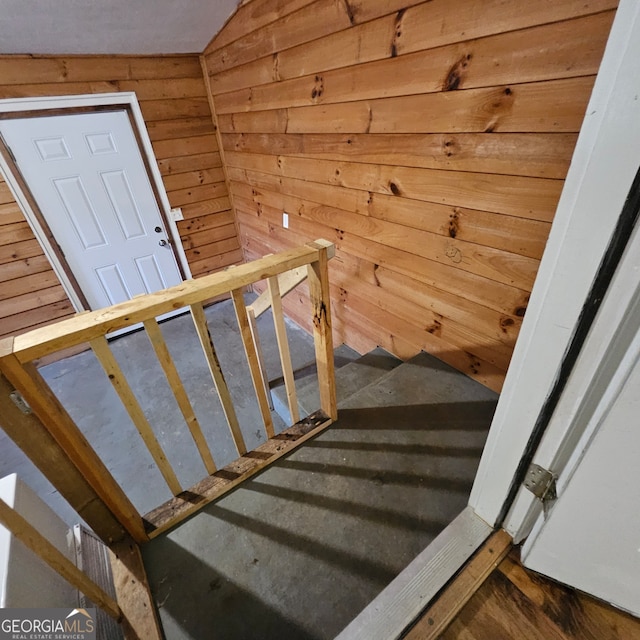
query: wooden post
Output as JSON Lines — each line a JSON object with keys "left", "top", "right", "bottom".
{"left": 0, "top": 497, "right": 122, "bottom": 620}
{"left": 190, "top": 302, "right": 247, "bottom": 456}
{"left": 306, "top": 240, "right": 338, "bottom": 421}
{"left": 231, "top": 288, "right": 275, "bottom": 438}
{"left": 90, "top": 336, "right": 182, "bottom": 496}
{"left": 109, "top": 538, "right": 163, "bottom": 640}
{"left": 143, "top": 318, "right": 216, "bottom": 475}
{"left": 0, "top": 339, "right": 147, "bottom": 544}
{"left": 267, "top": 275, "right": 300, "bottom": 423}
{"left": 0, "top": 370, "right": 133, "bottom": 544}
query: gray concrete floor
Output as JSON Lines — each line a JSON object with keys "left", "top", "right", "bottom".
{"left": 142, "top": 352, "right": 497, "bottom": 640}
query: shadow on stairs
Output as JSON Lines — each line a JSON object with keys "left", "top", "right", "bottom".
{"left": 142, "top": 348, "right": 498, "bottom": 640}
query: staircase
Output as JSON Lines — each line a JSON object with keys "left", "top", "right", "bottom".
{"left": 143, "top": 340, "right": 498, "bottom": 640}
{"left": 270, "top": 346, "right": 402, "bottom": 423}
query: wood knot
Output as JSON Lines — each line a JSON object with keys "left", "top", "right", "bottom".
{"left": 389, "top": 181, "right": 401, "bottom": 196}
{"left": 390, "top": 8, "right": 406, "bottom": 57}
{"left": 445, "top": 242, "right": 462, "bottom": 263}
{"left": 448, "top": 212, "right": 459, "bottom": 238}
{"left": 500, "top": 316, "right": 515, "bottom": 332}
{"left": 426, "top": 319, "right": 442, "bottom": 335}
{"left": 373, "top": 263, "right": 381, "bottom": 286}
{"left": 311, "top": 75, "right": 324, "bottom": 102}
{"left": 443, "top": 138, "right": 457, "bottom": 157}
{"left": 443, "top": 53, "right": 472, "bottom": 91}
{"left": 342, "top": 0, "right": 355, "bottom": 25}
{"left": 514, "top": 306, "right": 527, "bottom": 317}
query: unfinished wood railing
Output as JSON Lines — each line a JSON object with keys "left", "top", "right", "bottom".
{"left": 0, "top": 240, "right": 336, "bottom": 540}
{"left": 0, "top": 239, "right": 337, "bottom": 636}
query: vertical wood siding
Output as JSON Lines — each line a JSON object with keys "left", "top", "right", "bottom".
{"left": 203, "top": 0, "right": 618, "bottom": 391}
{"left": 0, "top": 55, "right": 238, "bottom": 341}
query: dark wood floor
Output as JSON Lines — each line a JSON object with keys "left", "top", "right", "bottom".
{"left": 407, "top": 546, "right": 640, "bottom": 639}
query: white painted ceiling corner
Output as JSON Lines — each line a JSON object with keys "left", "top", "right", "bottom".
{"left": 0, "top": 0, "right": 240, "bottom": 55}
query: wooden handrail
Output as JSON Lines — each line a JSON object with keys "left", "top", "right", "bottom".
{"left": 0, "top": 239, "right": 337, "bottom": 547}
{"left": 11, "top": 241, "right": 335, "bottom": 363}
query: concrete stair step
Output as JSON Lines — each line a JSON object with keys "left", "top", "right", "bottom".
{"left": 339, "top": 350, "right": 498, "bottom": 410}
{"left": 271, "top": 346, "right": 403, "bottom": 423}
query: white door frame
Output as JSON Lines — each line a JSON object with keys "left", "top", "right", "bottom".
{"left": 0, "top": 92, "right": 191, "bottom": 312}
{"left": 469, "top": 0, "right": 640, "bottom": 536}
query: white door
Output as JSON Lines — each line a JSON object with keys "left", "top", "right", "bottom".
{"left": 520, "top": 215, "right": 640, "bottom": 616}
{"left": 0, "top": 110, "right": 183, "bottom": 310}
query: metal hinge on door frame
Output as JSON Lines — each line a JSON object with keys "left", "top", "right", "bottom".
{"left": 523, "top": 463, "right": 557, "bottom": 515}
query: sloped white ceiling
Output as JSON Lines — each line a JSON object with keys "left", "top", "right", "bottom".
{"left": 0, "top": 0, "right": 239, "bottom": 54}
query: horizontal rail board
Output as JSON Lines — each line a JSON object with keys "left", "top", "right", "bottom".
{"left": 12, "top": 241, "right": 335, "bottom": 362}
{"left": 143, "top": 409, "right": 332, "bottom": 537}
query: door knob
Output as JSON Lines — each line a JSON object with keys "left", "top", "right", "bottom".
{"left": 159, "top": 239, "right": 168, "bottom": 246}
{"left": 155, "top": 226, "right": 162, "bottom": 233}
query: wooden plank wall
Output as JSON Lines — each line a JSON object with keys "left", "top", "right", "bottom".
{"left": 202, "top": 0, "right": 618, "bottom": 392}
{"left": 0, "top": 172, "right": 75, "bottom": 337}
{"left": 0, "top": 55, "right": 238, "bottom": 341}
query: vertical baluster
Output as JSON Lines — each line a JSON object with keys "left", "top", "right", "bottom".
{"left": 231, "top": 288, "right": 275, "bottom": 438}
{"left": 90, "top": 336, "right": 182, "bottom": 496}
{"left": 267, "top": 275, "right": 300, "bottom": 423}
{"left": 190, "top": 302, "right": 247, "bottom": 456}
{"left": 143, "top": 318, "right": 216, "bottom": 475}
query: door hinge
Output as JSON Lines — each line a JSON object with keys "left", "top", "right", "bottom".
{"left": 9, "top": 390, "right": 32, "bottom": 415}
{"left": 523, "top": 463, "right": 557, "bottom": 514}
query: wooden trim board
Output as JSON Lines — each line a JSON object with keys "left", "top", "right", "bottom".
{"left": 109, "top": 537, "right": 163, "bottom": 640}
{"left": 403, "top": 529, "right": 513, "bottom": 639}
{"left": 335, "top": 507, "right": 494, "bottom": 640}
{"left": 12, "top": 240, "right": 334, "bottom": 362}
{"left": 143, "top": 409, "right": 332, "bottom": 538}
